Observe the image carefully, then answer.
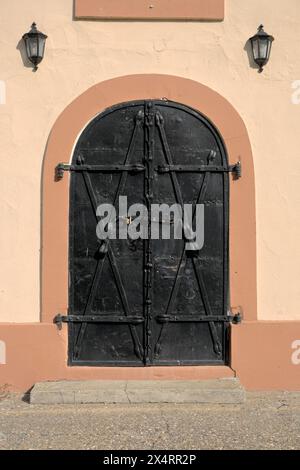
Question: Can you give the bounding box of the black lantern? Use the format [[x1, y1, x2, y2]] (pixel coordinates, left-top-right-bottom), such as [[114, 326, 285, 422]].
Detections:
[[22, 23, 47, 71], [250, 25, 274, 73]]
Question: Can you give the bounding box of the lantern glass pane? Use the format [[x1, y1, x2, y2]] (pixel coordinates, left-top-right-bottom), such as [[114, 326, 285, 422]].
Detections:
[[38, 37, 46, 58], [30, 37, 38, 57], [258, 38, 268, 60], [25, 38, 31, 59], [251, 38, 259, 60]]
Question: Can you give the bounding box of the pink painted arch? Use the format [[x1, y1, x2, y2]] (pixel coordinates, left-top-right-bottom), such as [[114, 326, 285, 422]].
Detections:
[[41, 74, 257, 323]]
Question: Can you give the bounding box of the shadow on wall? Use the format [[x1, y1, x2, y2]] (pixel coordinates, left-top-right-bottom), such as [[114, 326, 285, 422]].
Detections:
[[244, 39, 260, 72], [16, 39, 36, 72]]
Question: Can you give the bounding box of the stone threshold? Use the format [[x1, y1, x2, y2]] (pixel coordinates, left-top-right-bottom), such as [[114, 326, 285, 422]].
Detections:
[[30, 378, 245, 404]]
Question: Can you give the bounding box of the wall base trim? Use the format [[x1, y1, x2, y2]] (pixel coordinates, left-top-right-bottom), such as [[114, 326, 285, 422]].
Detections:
[[0, 321, 299, 391]]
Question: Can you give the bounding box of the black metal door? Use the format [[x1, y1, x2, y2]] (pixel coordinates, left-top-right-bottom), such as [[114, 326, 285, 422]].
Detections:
[[67, 100, 230, 366]]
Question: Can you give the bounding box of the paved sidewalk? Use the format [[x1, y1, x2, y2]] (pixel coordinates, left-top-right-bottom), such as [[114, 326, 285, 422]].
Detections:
[[0, 391, 299, 450]]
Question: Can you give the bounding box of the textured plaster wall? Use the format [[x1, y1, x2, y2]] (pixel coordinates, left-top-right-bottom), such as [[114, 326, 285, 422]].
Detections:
[[0, 0, 299, 322]]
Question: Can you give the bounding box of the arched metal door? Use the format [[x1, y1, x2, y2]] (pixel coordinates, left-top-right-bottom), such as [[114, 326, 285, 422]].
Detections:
[[67, 100, 231, 366]]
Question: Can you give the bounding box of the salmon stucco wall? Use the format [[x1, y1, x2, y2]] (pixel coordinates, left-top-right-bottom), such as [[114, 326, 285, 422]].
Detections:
[[1, 321, 300, 391], [0, 0, 300, 323]]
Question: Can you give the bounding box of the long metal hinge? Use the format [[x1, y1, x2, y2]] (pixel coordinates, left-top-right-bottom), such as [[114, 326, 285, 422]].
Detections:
[[155, 313, 243, 324], [55, 163, 145, 180], [54, 311, 242, 330], [56, 161, 241, 180], [155, 161, 242, 179], [53, 313, 144, 330]]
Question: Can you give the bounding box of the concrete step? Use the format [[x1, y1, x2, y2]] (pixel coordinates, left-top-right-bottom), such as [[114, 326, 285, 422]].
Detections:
[[30, 378, 245, 404]]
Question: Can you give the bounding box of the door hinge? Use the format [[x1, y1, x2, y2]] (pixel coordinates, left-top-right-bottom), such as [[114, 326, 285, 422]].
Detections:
[[228, 161, 242, 179], [53, 314, 67, 329], [55, 163, 70, 181], [228, 311, 243, 324]]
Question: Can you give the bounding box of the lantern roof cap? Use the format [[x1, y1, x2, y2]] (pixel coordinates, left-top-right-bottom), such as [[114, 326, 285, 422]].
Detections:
[[22, 22, 47, 40], [250, 25, 274, 42]]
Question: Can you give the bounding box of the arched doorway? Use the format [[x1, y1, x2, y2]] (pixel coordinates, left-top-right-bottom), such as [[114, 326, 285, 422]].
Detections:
[[42, 75, 256, 376], [68, 100, 230, 365]]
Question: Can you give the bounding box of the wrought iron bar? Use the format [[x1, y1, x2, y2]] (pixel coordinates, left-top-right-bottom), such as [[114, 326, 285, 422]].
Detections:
[[54, 314, 144, 330], [144, 101, 155, 365], [56, 163, 145, 180], [155, 161, 241, 179]]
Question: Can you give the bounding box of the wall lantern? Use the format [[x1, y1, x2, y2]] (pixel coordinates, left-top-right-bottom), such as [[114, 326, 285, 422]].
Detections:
[[22, 23, 47, 71], [250, 25, 274, 73]]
